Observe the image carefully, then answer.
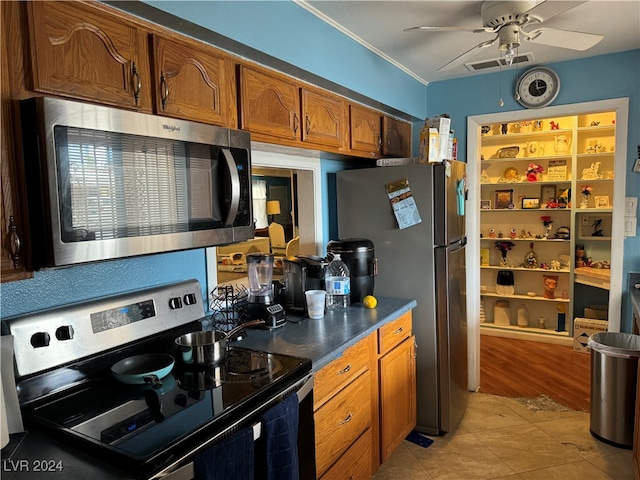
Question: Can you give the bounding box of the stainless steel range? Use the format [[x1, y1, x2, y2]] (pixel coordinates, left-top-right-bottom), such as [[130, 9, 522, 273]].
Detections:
[[2, 280, 314, 479]]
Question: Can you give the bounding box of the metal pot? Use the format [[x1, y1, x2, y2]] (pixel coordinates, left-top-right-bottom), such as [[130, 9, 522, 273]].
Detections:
[[111, 354, 175, 388], [175, 319, 264, 366]]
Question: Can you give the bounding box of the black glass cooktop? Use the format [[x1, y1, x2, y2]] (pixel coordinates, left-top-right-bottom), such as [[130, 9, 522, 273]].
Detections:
[[27, 347, 310, 476]]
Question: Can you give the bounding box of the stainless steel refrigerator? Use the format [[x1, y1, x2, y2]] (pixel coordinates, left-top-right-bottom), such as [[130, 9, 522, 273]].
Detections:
[[337, 161, 468, 435]]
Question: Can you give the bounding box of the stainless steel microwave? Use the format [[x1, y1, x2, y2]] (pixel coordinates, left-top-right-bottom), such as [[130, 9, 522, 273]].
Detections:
[[21, 97, 254, 268]]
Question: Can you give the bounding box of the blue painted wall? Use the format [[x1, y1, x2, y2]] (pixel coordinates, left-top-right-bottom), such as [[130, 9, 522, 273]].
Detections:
[[427, 49, 640, 331], [2, 1, 638, 333]]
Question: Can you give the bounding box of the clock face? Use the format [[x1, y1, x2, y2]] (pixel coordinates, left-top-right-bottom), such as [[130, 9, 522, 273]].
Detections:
[[516, 67, 560, 109]]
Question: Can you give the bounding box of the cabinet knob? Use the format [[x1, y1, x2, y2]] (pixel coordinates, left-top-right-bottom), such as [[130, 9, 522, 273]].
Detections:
[[160, 71, 168, 110], [132, 62, 141, 106], [9, 216, 21, 269], [293, 113, 299, 134], [339, 412, 353, 425]]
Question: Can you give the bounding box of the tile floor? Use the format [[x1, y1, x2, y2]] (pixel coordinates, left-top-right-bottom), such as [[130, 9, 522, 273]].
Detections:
[[373, 392, 635, 480]]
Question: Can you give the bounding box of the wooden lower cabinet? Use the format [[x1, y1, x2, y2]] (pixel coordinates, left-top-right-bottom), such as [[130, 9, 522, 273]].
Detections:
[[313, 311, 416, 478], [319, 428, 372, 480], [377, 311, 416, 464], [314, 371, 372, 476]]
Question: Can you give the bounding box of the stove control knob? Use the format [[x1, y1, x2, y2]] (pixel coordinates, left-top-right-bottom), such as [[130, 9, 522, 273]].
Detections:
[[174, 393, 188, 408], [55, 325, 74, 341], [169, 297, 183, 309], [30, 332, 50, 348], [183, 293, 197, 305]]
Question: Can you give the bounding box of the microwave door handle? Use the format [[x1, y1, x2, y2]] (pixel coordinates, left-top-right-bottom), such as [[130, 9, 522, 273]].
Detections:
[[221, 148, 240, 226]]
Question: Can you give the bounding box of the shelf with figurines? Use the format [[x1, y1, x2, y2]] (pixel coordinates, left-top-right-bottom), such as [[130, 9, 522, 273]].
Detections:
[[479, 160, 572, 188], [480, 119, 574, 142]]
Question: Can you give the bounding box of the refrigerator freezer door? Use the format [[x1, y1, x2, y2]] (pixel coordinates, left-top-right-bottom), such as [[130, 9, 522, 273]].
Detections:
[[434, 160, 466, 247], [435, 243, 468, 432]]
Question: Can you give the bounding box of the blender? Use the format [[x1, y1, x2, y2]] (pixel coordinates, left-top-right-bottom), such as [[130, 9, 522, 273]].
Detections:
[[246, 253, 286, 328]]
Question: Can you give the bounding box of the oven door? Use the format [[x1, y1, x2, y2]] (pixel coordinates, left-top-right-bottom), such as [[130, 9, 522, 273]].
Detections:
[[153, 374, 314, 480]]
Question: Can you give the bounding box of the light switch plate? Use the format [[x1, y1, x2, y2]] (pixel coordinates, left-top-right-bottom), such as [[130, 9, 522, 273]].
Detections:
[[625, 197, 638, 217], [625, 217, 637, 237]]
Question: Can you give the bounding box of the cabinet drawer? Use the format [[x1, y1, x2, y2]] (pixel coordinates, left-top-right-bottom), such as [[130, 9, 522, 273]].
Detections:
[[314, 335, 372, 410], [315, 372, 372, 477], [319, 428, 372, 480], [378, 311, 412, 355]]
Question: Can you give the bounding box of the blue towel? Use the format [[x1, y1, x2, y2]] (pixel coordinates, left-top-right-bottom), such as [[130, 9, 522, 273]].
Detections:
[[194, 427, 254, 480], [257, 394, 299, 480]]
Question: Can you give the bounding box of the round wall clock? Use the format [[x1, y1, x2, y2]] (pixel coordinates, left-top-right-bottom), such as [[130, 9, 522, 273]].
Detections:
[[516, 66, 560, 109]]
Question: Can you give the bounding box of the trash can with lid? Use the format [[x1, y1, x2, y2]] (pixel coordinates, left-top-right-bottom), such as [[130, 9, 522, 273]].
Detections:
[[587, 332, 640, 448]]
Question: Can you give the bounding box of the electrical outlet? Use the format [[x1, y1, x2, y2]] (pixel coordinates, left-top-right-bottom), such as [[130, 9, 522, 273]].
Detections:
[[625, 197, 638, 217]]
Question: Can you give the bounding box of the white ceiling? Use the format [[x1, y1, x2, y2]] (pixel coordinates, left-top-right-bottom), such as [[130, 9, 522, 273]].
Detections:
[[298, 0, 640, 84]]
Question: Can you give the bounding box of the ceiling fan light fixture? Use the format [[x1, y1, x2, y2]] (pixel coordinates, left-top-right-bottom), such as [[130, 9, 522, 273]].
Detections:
[[504, 47, 516, 66]]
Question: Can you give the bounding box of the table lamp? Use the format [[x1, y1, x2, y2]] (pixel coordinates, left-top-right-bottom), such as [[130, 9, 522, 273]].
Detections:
[[266, 200, 281, 223]]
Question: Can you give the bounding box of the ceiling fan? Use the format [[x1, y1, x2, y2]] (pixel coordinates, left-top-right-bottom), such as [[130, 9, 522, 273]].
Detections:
[[405, 0, 604, 71]]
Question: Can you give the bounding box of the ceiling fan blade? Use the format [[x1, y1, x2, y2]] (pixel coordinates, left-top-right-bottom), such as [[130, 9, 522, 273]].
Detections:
[[437, 35, 499, 71], [404, 25, 492, 33], [524, 0, 588, 22], [525, 27, 604, 50]]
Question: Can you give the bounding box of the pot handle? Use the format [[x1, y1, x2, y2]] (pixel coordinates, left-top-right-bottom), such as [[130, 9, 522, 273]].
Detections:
[[144, 374, 163, 389], [224, 319, 266, 340]]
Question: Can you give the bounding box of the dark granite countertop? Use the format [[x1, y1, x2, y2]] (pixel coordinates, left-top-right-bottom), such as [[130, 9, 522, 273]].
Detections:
[[1, 297, 416, 479], [238, 297, 418, 371]]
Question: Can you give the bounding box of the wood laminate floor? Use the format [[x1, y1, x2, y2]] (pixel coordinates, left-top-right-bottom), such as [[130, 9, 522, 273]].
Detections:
[[478, 334, 592, 412]]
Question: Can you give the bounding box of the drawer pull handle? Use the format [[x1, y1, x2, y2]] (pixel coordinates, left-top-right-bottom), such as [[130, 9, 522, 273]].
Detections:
[[339, 412, 353, 425], [394, 327, 404, 335], [338, 364, 351, 375]]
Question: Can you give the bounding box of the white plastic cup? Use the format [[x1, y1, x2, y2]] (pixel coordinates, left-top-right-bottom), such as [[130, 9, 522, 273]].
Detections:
[[305, 290, 326, 319]]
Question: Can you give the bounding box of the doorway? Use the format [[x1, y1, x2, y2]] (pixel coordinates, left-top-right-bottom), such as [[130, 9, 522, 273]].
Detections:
[[466, 98, 629, 391], [205, 143, 323, 306]]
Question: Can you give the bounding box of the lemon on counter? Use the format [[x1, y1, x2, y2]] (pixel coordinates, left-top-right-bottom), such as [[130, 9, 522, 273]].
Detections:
[[363, 295, 377, 309]]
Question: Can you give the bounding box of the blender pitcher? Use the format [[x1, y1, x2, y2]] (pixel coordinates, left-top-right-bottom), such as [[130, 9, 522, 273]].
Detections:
[[246, 253, 274, 302]]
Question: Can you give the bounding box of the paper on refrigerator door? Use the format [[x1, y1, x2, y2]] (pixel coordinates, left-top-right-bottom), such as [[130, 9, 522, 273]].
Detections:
[[386, 178, 422, 229]]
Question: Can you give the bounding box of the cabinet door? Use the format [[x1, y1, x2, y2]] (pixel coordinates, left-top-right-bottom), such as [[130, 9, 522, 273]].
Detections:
[[379, 336, 416, 462], [319, 429, 372, 480], [315, 372, 372, 477], [238, 65, 300, 140], [2, 1, 31, 282], [382, 116, 411, 157], [301, 87, 346, 149], [349, 104, 382, 157], [152, 35, 236, 127], [27, 1, 151, 110]]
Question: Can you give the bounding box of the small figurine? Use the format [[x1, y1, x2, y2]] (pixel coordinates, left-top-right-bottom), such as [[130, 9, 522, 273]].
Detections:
[[550, 260, 561, 270], [543, 275, 559, 299], [520, 229, 527, 239], [509, 228, 517, 239], [581, 161, 602, 180], [550, 121, 560, 130], [489, 228, 496, 238], [497, 230, 504, 238], [501, 123, 509, 134], [590, 121, 600, 126]]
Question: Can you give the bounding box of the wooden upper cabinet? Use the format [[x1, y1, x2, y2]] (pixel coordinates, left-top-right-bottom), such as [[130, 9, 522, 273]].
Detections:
[[301, 87, 346, 149], [238, 65, 300, 140], [349, 104, 382, 158], [2, 1, 31, 282], [151, 35, 236, 128], [383, 116, 411, 157], [26, 1, 152, 111]]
